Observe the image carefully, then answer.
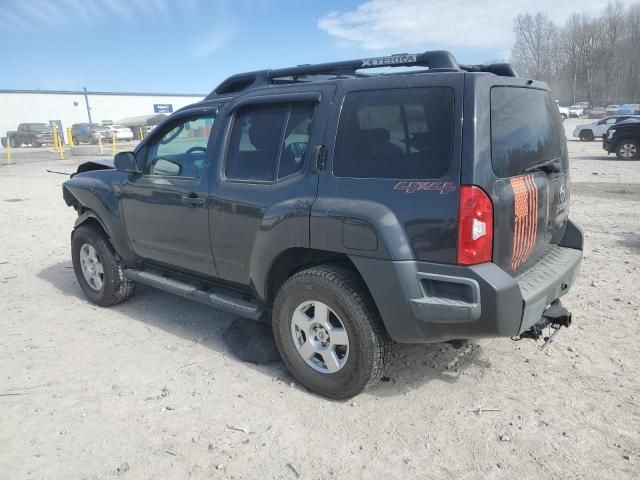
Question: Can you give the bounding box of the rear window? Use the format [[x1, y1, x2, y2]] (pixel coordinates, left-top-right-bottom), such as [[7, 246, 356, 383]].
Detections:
[[491, 87, 567, 177], [334, 87, 454, 179]]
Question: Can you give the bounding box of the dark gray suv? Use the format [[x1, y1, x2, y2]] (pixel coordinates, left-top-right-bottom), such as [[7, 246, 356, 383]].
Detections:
[[62, 50, 583, 399]]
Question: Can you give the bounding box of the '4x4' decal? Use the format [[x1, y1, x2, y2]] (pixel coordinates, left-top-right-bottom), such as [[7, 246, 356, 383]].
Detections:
[[394, 181, 457, 194]]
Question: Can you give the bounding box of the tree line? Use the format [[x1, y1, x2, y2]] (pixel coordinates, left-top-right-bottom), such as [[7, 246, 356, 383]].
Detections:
[[510, 1, 640, 106]]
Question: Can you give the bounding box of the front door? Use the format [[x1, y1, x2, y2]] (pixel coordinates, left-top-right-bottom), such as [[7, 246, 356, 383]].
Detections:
[[121, 108, 218, 277]]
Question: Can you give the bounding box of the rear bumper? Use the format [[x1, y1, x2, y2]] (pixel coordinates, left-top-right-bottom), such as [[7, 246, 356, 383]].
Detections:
[[351, 220, 583, 343]]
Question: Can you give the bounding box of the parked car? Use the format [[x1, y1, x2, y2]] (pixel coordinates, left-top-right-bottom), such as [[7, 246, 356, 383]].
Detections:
[[4, 123, 58, 148], [606, 105, 620, 115], [569, 105, 584, 117], [575, 102, 592, 114], [603, 118, 640, 160], [587, 107, 607, 119], [62, 50, 582, 399], [108, 125, 134, 142], [71, 123, 113, 145], [573, 115, 639, 141], [558, 104, 569, 121], [616, 104, 640, 115]]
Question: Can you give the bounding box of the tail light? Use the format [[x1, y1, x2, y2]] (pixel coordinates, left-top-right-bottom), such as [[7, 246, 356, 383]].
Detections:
[[457, 185, 493, 265]]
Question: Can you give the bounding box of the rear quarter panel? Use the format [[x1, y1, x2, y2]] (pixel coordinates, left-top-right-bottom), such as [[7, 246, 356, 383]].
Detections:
[[311, 73, 464, 263]]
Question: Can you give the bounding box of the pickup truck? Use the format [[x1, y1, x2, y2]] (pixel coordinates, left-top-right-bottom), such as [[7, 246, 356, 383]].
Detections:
[[4, 123, 60, 148], [62, 50, 583, 399]]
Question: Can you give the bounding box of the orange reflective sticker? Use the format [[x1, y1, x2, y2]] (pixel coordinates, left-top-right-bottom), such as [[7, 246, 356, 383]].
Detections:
[[510, 174, 538, 270]]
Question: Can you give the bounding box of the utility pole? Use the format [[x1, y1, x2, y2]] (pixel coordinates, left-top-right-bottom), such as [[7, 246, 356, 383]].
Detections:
[[83, 87, 93, 124]]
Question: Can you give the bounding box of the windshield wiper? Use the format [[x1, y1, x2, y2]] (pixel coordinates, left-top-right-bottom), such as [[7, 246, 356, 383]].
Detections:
[[522, 158, 561, 175]]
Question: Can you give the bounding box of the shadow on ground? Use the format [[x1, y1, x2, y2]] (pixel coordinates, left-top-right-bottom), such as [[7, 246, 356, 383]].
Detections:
[[617, 233, 640, 252], [38, 260, 490, 400]]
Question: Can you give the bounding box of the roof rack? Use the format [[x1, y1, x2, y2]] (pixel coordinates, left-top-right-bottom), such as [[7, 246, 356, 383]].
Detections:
[[207, 50, 517, 98]]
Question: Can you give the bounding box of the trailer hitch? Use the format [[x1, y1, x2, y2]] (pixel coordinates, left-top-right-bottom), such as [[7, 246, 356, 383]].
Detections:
[[514, 300, 572, 350]]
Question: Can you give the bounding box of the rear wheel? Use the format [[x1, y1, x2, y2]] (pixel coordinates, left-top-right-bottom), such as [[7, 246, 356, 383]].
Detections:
[[71, 224, 135, 306], [272, 264, 391, 399], [72, 136, 79, 145], [10, 137, 19, 148], [560, 114, 567, 121], [616, 140, 640, 160], [579, 130, 594, 141]]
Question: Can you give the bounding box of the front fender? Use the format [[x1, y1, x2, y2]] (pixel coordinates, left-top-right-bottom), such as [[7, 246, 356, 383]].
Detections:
[[63, 170, 136, 262]]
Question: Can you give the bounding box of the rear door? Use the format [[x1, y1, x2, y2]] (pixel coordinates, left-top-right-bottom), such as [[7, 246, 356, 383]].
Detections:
[[208, 85, 335, 286], [473, 83, 570, 275]]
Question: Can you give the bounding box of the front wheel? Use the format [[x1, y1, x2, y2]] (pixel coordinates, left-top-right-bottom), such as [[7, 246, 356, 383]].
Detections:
[[616, 140, 640, 160], [10, 137, 19, 148], [71, 224, 135, 306], [579, 130, 594, 142], [272, 265, 391, 399]]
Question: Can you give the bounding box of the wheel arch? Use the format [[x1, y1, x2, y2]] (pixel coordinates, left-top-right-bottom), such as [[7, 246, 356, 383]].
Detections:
[[262, 248, 362, 304], [74, 211, 110, 240]]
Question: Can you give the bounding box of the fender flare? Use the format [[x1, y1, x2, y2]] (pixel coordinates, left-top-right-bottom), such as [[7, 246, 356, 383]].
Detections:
[[73, 210, 110, 236]]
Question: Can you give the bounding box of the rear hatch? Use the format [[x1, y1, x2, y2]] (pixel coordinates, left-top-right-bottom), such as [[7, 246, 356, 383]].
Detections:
[[487, 86, 570, 275]]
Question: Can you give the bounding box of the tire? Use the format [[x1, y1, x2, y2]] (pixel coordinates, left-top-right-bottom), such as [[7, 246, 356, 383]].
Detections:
[[579, 130, 594, 142], [10, 137, 19, 148], [71, 224, 135, 307], [560, 114, 567, 121], [616, 139, 640, 160], [272, 264, 391, 399], [72, 136, 79, 145]]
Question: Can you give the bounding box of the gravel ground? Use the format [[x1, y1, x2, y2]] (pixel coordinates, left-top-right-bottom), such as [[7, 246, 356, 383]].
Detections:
[[1, 118, 639, 479]]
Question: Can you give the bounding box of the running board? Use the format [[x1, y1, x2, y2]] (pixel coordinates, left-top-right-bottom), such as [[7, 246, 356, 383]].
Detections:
[[123, 269, 268, 322]]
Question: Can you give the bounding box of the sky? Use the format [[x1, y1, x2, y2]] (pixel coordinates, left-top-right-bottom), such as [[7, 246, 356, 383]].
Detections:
[[0, 0, 633, 94]]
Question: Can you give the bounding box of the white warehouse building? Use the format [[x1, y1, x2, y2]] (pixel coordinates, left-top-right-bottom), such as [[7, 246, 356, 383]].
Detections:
[[0, 89, 205, 144]]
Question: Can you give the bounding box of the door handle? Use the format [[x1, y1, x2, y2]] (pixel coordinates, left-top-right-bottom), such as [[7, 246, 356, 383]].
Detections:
[[182, 194, 206, 207]]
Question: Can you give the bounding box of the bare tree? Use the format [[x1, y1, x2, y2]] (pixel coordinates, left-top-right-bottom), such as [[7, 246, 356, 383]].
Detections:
[[509, 1, 639, 105], [511, 12, 557, 82]]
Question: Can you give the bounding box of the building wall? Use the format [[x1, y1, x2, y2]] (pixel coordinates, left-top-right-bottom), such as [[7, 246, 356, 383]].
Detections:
[[0, 91, 204, 144]]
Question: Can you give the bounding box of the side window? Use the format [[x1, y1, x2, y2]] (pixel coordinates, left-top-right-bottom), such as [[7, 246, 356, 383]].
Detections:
[[145, 115, 214, 178], [225, 102, 315, 182], [606, 117, 618, 125], [614, 117, 628, 124], [334, 87, 454, 179]]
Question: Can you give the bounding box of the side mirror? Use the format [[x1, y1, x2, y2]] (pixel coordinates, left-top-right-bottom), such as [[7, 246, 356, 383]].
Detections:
[[114, 151, 140, 173]]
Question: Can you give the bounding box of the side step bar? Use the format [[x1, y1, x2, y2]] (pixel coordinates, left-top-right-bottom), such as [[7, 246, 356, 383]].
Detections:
[[124, 269, 268, 322]]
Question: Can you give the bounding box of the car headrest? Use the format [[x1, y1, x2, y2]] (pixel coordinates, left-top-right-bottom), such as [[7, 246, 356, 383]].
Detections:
[[356, 128, 390, 145], [248, 115, 279, 150]]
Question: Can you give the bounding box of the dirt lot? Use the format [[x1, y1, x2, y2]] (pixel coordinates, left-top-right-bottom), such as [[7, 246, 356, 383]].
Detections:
[[1, 118, 639, 479]]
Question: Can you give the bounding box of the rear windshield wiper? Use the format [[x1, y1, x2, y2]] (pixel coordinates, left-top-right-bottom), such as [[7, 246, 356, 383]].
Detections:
[[522, 158, 561, 175]]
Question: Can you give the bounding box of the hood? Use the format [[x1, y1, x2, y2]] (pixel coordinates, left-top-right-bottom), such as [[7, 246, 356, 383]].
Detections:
[[73, 158, 115, 176], [615, 118, 640, 127]]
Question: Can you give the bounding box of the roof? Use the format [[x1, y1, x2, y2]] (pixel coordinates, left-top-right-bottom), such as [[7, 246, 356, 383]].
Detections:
[[206, 50, 517, 99], [116, 113, 168, 126], [0, 89, 205, 97]]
